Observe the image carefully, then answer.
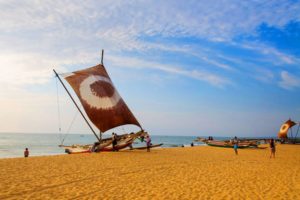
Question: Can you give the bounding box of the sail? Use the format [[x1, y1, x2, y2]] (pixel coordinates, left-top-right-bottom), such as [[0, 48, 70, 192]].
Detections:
[[63, 64, 141, 132], [278, 119, 296, 139]]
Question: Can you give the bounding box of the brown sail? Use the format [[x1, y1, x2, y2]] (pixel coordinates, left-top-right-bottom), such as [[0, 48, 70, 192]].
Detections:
[[278, 119, 296, 139], [63, 64, 141, 132]]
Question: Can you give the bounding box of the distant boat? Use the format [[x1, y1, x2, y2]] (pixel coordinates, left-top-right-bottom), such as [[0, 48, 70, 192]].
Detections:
[[205, 140, 252, 149], [196, 137, 258, 148], [278, 119, 299, 143], [54, 50, 148, 153]]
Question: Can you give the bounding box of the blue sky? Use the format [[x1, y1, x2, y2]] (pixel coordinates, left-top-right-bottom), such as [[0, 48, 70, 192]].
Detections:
[[0, 0, 299, 137]]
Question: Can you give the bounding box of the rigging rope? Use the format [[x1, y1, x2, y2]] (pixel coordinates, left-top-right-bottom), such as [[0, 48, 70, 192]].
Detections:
[[61, 111, 79, 145], [56, 75, 80, 145], [56, 77, 62, 139]]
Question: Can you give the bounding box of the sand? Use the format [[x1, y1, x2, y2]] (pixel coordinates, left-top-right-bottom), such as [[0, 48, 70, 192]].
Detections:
[[0, 144, 300, 200]]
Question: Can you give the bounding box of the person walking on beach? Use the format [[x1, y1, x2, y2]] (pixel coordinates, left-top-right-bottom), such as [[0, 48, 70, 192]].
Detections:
[[233, 136, 238, 155], [24, 148, 29, 157], [269, 138, 276, 158], [146, 135, 151, 152]]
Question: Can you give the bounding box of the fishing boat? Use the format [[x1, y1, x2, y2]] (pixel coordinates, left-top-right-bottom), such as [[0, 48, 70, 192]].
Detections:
[[278, 119, 299, 143], [131, 143, 163, 150], [196, 137, 258, 148], [206, 140, 252, 149], [54, 50, 148, 153]]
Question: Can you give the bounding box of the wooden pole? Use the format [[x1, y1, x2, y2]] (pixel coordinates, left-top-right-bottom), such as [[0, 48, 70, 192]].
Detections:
[[53, 69, 101, 142]]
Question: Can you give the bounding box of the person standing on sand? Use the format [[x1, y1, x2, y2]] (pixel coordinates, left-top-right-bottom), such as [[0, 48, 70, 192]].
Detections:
[[233, 136, 238, 155], [269, 138, 276, 158], [112, 133, 118, 152], [146, 135, 151, 152], [24, 148, 29, 157]]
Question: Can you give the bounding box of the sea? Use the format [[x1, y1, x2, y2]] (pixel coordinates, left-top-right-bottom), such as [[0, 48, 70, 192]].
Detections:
[[0, 132, 222, 158]]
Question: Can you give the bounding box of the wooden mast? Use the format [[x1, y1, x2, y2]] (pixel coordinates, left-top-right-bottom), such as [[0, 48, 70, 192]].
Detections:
[[99, 49, 104, 142], [53, 69, 101, 142]]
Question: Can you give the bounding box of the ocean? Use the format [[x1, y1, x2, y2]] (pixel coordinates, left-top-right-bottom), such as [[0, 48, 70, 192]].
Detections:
[[0, 133, 213, 158]]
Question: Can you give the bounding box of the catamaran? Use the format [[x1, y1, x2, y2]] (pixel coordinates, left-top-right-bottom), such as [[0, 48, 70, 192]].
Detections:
[[54, 50, 148, 153]]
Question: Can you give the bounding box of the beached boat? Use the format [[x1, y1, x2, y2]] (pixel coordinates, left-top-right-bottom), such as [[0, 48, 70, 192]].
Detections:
[[196, 137, 258, 148], [131, 143, 163, 150], [54, 50, 148, 153], [206, 140, 251, 149]]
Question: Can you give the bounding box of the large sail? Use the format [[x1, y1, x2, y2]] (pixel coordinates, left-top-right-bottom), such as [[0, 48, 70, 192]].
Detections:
[[63, 64, 141, 132], [278, 119, 296, 139]]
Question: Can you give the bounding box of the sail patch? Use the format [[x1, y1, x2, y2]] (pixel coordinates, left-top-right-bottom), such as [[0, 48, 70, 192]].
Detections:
[[79, 75, 121, 110]]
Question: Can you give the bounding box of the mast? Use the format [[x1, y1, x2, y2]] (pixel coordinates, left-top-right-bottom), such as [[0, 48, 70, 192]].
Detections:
[[53, 69, 101, 142], [295, 123, 300, 143], [99, 49, 104, 142], [101, 49, 104, 65]]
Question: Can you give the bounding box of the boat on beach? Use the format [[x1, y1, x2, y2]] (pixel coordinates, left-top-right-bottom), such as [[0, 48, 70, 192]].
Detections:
[[196, 137, 258, 148], [206, 140, 252, 149], [54, 50, 149, 153], [130, 143, 163, 150]]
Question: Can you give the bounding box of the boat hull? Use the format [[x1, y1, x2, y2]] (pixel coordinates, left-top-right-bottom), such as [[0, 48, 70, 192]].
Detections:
[[101, 138, 134, 151], [131, 143, 163, 150], [61, 131, 148, 154], [206, 141, 250, 149]]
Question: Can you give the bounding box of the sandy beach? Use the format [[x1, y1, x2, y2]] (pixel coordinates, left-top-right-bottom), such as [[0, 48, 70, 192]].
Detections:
[[0, 144, 299, 200]]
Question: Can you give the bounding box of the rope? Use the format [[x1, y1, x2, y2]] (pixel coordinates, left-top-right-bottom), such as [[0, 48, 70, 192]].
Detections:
[[56, 77, 62, 142], [61, 111, 79, 145]]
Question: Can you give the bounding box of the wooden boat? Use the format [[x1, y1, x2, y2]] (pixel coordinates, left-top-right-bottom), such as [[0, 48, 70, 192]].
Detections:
[[131, 143, 163, 150], [206, 140, 251, 149], [101, 137, 134, 151], [54, 50, 149, 153], [62, 139, 113, 154], [64, 146, 91, 154]]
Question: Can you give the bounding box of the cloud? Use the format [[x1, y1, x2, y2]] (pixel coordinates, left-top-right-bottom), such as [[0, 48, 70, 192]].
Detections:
[[107, 55, 230, 87], [279, 71, 300, 90], [234, 42, 298, 65]]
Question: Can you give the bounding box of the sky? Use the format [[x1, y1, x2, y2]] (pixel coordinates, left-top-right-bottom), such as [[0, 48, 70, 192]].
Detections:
[[0, 0, 300, 137]]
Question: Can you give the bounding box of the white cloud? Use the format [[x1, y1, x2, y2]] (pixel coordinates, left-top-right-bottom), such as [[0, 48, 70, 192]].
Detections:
[[234, 42, 298, 65], [279, 71, 300, 90], [107, 55, 230, 87]]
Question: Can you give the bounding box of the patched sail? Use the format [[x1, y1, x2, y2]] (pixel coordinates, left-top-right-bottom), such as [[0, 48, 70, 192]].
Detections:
[[63, 64, 141, 132], [278, 119, 296, 139]]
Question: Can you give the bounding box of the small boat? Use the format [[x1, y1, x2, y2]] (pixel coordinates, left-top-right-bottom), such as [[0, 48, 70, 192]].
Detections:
[[64, 146, 91, 154], [62, 139, 113, 154], [131, 143, 163, 150], [206, 140, 251, 149], [101, 137, 134, 151]]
